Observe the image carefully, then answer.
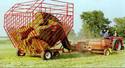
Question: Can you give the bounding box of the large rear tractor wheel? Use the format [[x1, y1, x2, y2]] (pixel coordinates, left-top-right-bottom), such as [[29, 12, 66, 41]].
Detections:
[[113, 39, 122, 51], [121, 46, 124, 50], [17, 49, 26, 56]]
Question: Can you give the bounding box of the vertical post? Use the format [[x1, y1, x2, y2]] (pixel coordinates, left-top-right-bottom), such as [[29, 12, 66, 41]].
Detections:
[[66, 3, 68, 16], [39, 2, 42, 12], [45, 8, 46, 13], [50, 8, 51, 14], [4, 14, 6, 31], [72, 3, 74, 25]]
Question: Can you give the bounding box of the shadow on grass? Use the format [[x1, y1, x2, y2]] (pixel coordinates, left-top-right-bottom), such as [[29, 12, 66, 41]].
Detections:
[[111, 50, 125, 55], [24, 52, 98, 60], [10, 50, 125, 61], [55, 52, 98, 60]]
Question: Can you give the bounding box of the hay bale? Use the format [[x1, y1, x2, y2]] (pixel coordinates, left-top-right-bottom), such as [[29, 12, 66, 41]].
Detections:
[[10, 30, 21, 43], [28, 12, 43, 28], [31, 15, 43, 27], [31, 39, 49, 54], [13, 12, 64, 52], [17, 26, 34, 40]]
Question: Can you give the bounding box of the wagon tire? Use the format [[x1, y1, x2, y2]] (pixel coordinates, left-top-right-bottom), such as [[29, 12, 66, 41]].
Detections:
[[53, 51, 60, 58], [17, 50, 26, 56], [43, 50, 53, 60]]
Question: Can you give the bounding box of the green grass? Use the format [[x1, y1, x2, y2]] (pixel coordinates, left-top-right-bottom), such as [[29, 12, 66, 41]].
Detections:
[[0, 38, 125, 67]]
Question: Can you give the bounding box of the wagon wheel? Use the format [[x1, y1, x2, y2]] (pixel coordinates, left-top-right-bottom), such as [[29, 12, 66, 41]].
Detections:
[[43, 50, 53, 60], [53, 51, 60, 58], [17, 49, 26, 56], [104, 48, 112, 56]]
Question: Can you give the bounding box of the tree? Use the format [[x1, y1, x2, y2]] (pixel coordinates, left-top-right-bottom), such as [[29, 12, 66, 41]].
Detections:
[[113, 17, 125, 37], [79, 10, 111, 38]]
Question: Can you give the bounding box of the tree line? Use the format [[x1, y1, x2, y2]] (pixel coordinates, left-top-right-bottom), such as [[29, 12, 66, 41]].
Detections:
[[68, 10, 125, 40]]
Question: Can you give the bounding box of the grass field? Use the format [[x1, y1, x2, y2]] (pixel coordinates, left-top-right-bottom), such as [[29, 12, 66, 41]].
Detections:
[[0, 38, 125, 68]]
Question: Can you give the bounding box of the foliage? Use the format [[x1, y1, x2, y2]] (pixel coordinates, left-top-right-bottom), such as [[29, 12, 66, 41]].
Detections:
[[79, 10, 111, 38], [113, 17, 125, 37], [108, 26, 117, 36]]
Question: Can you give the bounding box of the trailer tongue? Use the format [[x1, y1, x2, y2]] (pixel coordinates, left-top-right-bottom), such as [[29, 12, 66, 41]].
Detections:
[[61, 36, 71, 50]]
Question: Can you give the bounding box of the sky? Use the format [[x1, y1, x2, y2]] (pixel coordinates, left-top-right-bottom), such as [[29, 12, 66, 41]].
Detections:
[[0, 0, 125, 36]]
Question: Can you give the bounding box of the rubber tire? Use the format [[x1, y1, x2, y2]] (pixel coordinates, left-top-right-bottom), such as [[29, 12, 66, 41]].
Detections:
[[104, 48, 111, 56], [43, 50, 53, 60], [121, 46, 124, 50], [113, 40, 121, 51], [17, 50, 26, 56], [53, 51, 60, 58]]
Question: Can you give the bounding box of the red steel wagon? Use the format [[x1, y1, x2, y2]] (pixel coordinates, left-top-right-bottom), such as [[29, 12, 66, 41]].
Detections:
[[4, 0, 74, 60]]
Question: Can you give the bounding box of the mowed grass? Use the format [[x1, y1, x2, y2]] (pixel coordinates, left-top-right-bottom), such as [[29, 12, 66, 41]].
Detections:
[[0, 38, 125, 68]]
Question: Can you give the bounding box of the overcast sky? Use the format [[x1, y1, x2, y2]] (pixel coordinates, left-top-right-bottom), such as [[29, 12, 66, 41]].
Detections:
[[0, 0, 125, 36]]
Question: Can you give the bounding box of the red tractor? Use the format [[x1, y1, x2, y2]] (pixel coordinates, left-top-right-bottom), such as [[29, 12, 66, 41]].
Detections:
[[76, 36, 124, 56]]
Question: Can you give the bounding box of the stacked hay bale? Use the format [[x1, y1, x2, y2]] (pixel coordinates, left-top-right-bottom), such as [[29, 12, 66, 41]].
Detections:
[[11, 12, 62, 54]]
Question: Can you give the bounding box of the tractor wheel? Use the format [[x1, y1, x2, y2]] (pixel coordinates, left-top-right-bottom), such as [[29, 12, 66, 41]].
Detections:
[[121, 46, 124, 50], [113, 39, 122, 51], [104, 48, 112, 56], [17, 49, 26, 56], [43, 50, 53, 60]]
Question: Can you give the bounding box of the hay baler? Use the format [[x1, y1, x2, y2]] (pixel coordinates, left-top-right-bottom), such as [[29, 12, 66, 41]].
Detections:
[[76, 37, 124, 56]]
